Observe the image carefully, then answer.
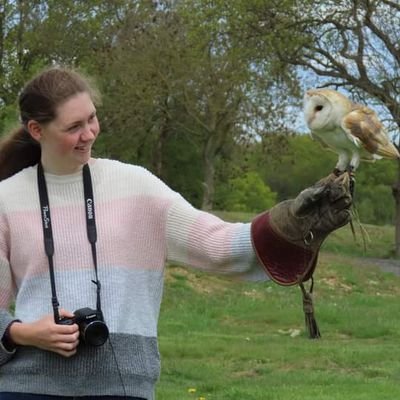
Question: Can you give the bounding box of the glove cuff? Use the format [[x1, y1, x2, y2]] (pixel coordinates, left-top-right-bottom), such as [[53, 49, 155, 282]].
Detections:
[[251, 211, 319, 286]]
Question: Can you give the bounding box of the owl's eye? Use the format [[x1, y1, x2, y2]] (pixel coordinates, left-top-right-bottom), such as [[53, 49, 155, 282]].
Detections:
[[315, 105, 323, 111]]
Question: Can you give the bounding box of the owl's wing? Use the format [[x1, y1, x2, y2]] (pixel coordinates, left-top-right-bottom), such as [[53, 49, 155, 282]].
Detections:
[[341, 105, 399, 158]]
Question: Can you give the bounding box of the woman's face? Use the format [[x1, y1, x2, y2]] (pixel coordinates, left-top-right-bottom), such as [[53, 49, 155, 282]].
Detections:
[[34, 92, 100, 174]]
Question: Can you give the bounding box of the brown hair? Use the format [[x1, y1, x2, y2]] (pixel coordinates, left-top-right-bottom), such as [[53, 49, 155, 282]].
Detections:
[[0, 67, 100, 181]]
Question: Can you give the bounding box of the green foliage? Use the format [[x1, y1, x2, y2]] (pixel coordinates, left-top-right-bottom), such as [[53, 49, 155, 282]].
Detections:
[[163, 130, 204, 208], [356, 185, 394, 225], [0, 104, 18, 136], [255, 134, 337, 201], [354, 160, 397, 225], [215, 171, 277, 212]]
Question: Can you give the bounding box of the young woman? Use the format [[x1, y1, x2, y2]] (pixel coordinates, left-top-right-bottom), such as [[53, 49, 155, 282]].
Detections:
[[0, 67, 351, 399]]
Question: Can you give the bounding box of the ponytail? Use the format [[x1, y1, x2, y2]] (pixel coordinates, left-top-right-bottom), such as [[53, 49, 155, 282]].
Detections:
[[0, 127, 41, 181]]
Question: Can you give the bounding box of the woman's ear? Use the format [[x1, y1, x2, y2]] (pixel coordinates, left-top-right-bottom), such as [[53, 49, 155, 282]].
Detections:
[[26, 120, 42, 142]]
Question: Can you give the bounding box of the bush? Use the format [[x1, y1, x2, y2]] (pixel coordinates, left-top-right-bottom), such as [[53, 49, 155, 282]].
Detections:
[[215, 171, 277, 212], [356, 184, 395, 225]]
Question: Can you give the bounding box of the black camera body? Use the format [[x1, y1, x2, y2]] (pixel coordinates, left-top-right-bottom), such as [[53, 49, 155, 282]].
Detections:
[[58, 307, 109, 347]]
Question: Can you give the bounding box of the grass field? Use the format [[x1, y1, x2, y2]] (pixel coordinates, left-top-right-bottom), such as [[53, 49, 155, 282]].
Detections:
[[156, 221, 400, 399]]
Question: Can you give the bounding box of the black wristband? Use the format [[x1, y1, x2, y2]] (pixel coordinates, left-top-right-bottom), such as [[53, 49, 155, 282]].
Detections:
[[2, 320, 21, 351]]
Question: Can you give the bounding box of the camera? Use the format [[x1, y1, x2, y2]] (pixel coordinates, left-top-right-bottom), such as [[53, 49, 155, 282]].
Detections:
[[58, 307, 109, 347]]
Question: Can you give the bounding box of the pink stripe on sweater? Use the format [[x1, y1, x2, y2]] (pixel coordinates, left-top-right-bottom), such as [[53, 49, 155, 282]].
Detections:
[[97, 197, 171, 270], [7, 196, 172, 282], [187, 212, 236, 268], [0, 289, 13, 309]]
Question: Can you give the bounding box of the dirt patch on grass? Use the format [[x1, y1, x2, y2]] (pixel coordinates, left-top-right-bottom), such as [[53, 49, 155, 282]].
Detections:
[[166, 266, 230, 295], [320, 276, 353, 291]]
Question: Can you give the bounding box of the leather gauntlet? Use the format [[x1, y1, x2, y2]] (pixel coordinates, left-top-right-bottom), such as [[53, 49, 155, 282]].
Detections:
[[251, 174, 352, 285]]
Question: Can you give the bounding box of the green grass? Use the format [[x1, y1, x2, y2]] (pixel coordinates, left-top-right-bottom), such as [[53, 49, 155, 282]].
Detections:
[[323, 223, 396, 258], [157, 216, 400, 399]]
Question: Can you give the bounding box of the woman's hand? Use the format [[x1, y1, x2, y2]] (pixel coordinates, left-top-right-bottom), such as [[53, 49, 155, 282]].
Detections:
[[9, 309, 80, 357]]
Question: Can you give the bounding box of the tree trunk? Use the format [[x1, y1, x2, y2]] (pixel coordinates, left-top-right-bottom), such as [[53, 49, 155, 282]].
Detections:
[[0, 2, 3, 69], [201, 138, 215, 211], [0, 0, 6, 77], [16, 0, 25, 66], [393, 159, 400, 257], [153, 121, 169, 179]]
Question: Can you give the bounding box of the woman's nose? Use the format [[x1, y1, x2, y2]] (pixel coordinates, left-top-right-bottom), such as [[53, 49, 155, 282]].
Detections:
[[80, 125, 96, 141]]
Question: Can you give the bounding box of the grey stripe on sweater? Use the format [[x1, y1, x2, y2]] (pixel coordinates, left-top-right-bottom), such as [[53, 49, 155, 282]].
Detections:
[[0, 333, 158, 399]]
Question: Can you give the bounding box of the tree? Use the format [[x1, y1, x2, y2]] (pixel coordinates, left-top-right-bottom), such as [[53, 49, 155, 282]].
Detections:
[[0, 0, 127, 131], [0, 0, 46, 131], [92, 2, 189, 177], [93, 0, 300, 210], [173, 0, 300, 210]]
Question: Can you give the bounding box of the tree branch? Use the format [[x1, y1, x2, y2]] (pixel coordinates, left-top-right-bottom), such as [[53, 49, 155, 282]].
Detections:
[[380, 0, 400, 12], [363, 2, 400, 64]]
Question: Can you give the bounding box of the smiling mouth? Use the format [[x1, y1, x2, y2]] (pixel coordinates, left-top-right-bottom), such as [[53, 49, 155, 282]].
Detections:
[[75, 146, 90, 151]]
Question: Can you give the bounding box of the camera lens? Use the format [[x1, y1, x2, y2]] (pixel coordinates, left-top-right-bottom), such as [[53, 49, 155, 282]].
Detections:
[[81, 320, 109, 346]]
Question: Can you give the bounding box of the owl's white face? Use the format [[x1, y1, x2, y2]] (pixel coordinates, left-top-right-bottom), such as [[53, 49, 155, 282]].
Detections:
[[303, 89, 351, 131]]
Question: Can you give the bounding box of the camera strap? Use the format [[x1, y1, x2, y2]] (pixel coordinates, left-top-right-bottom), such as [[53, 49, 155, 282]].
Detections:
[[37, 162, 102, 323]]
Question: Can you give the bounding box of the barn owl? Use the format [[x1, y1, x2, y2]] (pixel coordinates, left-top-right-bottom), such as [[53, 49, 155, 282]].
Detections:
[[303, 88, 400, 174]]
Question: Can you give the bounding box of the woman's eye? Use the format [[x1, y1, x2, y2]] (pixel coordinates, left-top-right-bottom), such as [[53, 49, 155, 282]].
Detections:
[[67, 124, 81, 132]]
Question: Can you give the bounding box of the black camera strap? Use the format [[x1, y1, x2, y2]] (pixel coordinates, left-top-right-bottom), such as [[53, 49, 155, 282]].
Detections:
[[37, 162, 102, 323]]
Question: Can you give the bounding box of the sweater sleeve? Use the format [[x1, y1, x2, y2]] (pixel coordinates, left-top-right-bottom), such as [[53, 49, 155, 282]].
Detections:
[[165, 197, 269, 281], [0, 312, 17, 365], [0, 223, 17, 365]]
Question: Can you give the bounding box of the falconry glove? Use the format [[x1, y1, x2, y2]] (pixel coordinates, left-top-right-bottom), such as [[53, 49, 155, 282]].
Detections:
[[251, 174, 352, 338]]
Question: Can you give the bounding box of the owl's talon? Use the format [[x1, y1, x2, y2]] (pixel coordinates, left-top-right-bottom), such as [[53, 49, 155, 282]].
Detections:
[[347, 169, 356, 198], [333, 168, 344, 177]]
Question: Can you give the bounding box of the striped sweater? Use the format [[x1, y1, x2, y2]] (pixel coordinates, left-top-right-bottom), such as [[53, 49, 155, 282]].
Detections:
[[0, 158, 268, 399]]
